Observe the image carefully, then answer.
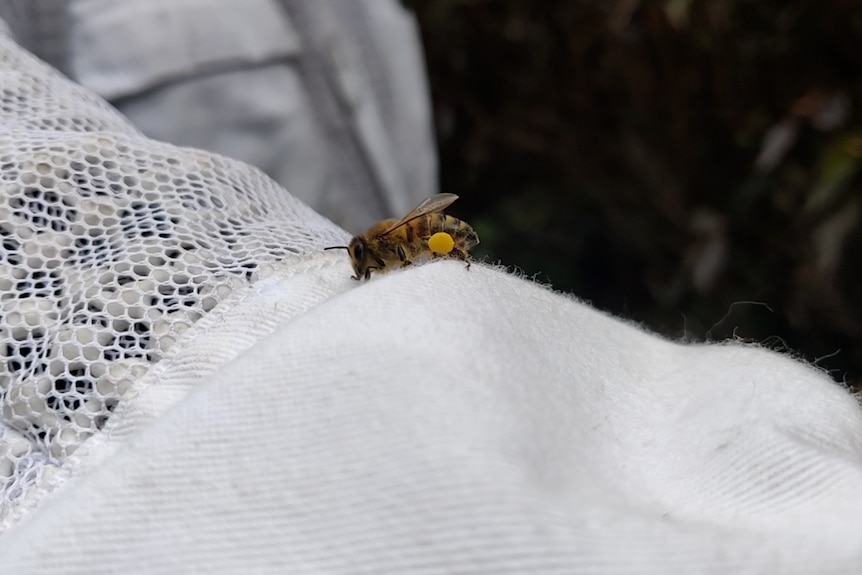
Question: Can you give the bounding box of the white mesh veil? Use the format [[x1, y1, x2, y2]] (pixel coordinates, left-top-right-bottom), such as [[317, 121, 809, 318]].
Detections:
[[0, 31, 346, 528]]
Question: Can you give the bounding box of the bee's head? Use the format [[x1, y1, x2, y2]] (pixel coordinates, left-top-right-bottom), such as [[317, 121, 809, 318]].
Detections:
[[347, 236, 371, 280], [325, 236, 370, 280]]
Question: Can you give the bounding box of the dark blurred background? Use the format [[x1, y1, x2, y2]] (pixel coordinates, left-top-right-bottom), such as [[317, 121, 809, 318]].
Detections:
[[402, 0, 862, 388]]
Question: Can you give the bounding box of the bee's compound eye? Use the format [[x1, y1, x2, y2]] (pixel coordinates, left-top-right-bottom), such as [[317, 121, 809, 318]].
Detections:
[[352, 241, 365, 261], [428, 232, 455, 254]]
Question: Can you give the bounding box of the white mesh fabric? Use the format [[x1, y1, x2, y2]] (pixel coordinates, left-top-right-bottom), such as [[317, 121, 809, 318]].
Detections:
[[0, 30, 345, 527]]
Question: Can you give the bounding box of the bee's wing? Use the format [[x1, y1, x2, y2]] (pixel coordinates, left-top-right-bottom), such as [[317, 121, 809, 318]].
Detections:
[[380, 193, 459, 236]]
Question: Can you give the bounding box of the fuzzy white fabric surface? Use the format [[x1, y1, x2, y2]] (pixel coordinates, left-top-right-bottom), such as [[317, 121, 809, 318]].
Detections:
[[4, 260, 862, 574]]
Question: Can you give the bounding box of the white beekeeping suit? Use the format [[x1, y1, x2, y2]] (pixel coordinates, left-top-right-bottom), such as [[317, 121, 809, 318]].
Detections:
[[1, 19, 862, 575], [0, 0, 436, 232]]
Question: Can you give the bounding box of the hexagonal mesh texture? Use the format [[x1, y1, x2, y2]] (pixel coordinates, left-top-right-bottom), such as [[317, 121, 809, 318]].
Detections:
[[0, 32, 345, 523]]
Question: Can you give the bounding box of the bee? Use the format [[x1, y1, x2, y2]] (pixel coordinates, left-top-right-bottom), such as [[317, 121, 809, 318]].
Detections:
[[325, 193, 479, 280]]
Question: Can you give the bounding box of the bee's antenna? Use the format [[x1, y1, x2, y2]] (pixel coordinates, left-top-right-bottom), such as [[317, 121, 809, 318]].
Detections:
[[324, 246, 349, 251]]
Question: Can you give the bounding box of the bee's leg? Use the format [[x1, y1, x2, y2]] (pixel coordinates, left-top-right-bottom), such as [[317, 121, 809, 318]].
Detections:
[[450, 248, 471, 270], [394, 245, 413, 268]]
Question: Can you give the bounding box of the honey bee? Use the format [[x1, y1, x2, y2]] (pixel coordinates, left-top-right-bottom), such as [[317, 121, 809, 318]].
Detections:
[[325, 193, 479, 280]]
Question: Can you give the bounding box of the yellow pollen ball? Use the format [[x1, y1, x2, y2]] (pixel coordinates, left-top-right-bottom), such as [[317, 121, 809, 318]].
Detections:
[[428, 232, 455, 254]]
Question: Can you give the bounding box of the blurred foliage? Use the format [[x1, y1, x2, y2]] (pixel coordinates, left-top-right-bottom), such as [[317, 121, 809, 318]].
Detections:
[[402, 0, 862, 387]]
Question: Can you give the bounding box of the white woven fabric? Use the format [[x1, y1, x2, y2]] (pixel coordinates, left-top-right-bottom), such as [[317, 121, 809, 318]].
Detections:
[[65, 0, 437, 231], [2, 24, 862, 575]]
